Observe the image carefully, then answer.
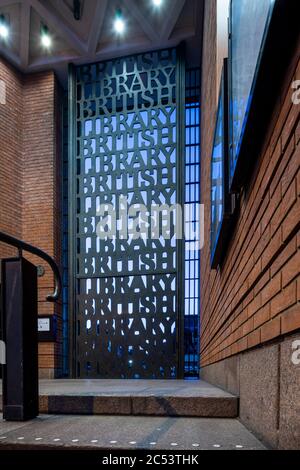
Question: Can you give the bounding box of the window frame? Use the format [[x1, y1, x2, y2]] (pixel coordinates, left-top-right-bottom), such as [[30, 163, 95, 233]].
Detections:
[[210, 58, 233, 269]]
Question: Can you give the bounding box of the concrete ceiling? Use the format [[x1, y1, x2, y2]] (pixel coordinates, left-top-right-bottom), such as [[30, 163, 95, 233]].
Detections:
[[0, 0, 203, 84]]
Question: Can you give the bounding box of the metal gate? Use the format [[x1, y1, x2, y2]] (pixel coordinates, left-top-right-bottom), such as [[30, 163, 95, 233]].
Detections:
[[68, 47, 185, 379]]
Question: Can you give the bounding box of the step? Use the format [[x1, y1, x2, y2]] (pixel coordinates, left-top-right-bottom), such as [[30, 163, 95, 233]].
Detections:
[[0, 414, 265, 450], [0, 379, 238, 418]]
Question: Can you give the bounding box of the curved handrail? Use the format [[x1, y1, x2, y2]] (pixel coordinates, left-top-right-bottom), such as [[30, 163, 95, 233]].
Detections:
[[0, 231, 61, 302]]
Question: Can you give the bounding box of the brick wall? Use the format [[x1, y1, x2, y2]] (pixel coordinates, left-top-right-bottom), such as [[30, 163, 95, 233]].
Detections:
[[200, 0, 300, 367], [0, 57, 62, 378], [0, 60, 23, 259]]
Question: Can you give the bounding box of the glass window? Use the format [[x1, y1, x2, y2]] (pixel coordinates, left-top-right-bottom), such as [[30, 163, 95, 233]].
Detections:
[[229, 0, 275, 185], [184, 68, 201, 378], [211, 59, 232, 268]]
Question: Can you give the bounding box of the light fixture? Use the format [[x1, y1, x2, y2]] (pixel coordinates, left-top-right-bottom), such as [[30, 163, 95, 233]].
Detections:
[[0, 15, 9, 40], [114, 9, 125, 35], [152, 0, 163, 7], [40, 24, 52, 49]]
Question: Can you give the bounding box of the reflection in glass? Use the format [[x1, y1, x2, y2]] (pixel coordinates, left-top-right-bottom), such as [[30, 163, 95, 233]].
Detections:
[[230, 0, 275, 181], [211, 78, 225, 253], [211, 59, 232, 268]]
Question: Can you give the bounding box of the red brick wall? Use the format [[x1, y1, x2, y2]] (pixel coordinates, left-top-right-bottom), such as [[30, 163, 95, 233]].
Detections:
[[0, 59, 23, 259], [0, 57, 62, 377], [200, 1, 300, 367]]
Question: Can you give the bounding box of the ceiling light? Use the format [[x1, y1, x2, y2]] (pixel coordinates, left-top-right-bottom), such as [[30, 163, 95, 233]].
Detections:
[[41, 34, 51, 48], [152, 0, 163, 7], [0, 15, 9, 39], [114, 9, 125, 35], [40, 24, 52, 49]]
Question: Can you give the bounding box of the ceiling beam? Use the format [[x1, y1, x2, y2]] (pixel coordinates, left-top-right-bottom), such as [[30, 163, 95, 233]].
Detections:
[[0, 43, 21, 68], [28, 0, 86, 54], [87, 0, 107, 54], [159, 0, 186, 40], [95, 37, 181, 63], [0, 0, 198, 78], [51, 0, 74, 20], [0, 0, 22, 6], [28, 52, 79, 70], [19, 1, 30, 68], [123, 0, 158, 43]]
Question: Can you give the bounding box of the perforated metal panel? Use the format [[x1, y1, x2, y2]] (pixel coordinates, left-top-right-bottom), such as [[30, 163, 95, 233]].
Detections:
[[69, 48, 185, 378]]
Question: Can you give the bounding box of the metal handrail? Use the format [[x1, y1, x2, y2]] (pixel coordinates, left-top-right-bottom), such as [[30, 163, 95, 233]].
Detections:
[[0, 231, 61, 302]]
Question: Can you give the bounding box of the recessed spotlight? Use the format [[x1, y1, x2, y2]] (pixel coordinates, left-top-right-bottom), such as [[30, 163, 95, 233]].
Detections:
[[41, 24, 52, 49], [41, 34, 51, 48], [0, 15, 9, 39], [114, 9, 125, 35], [152, 0, 163, 7]]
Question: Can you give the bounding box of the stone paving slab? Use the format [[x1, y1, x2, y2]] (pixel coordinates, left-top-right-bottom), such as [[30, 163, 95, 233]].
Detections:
[[0, 380, 239, 418], [0, 414, 266, 450], [37, 379, 235, 397]]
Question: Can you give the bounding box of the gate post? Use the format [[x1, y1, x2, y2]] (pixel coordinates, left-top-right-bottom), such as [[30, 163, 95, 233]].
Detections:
[[1, 257, 38, 421]]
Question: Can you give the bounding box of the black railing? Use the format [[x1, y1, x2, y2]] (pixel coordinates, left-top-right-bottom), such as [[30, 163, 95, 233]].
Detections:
[[0, 231, 61, 302]]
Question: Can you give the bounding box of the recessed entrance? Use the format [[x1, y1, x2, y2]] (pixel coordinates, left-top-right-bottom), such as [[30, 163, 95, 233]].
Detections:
[[68, 49, 200, 379]]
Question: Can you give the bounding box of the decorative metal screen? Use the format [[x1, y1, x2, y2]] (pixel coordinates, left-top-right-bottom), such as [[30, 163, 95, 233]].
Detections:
[[69, 48, 185, 378]]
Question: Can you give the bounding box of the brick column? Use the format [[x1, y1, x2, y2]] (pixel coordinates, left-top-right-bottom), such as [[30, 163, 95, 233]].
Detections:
[[0, 58, 62, 379], [0, 60, 23, 258]]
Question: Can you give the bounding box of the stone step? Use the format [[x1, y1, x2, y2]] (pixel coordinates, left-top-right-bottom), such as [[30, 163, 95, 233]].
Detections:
[[0, 379, 239, 418], [0, 414, 265, 450]]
